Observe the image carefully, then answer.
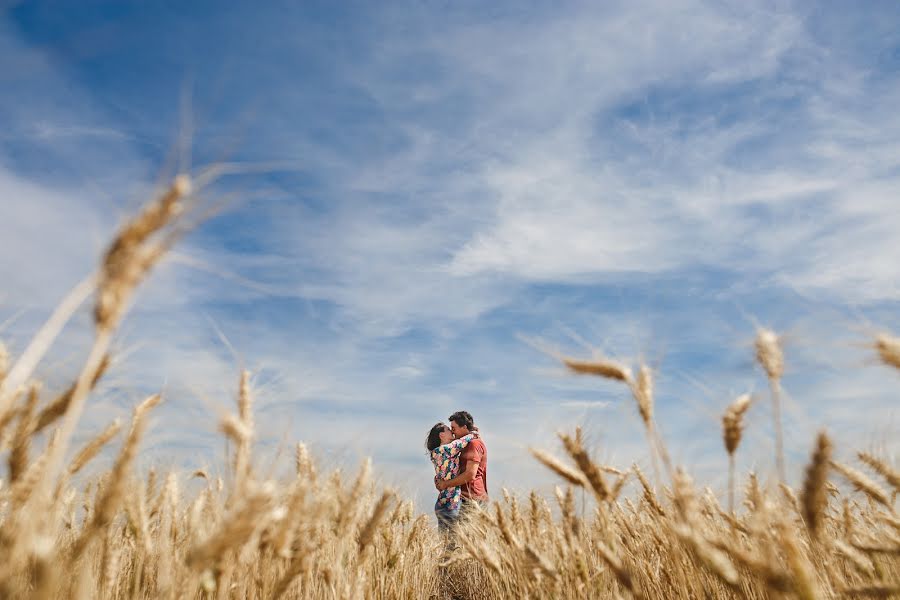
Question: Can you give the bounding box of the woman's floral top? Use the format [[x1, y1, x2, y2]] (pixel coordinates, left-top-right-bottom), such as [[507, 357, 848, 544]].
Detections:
[[431, 433, 477, 511]]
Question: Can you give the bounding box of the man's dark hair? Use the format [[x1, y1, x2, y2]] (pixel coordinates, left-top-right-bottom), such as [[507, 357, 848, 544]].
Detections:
[[425, 422, 447, 452], [448, 411, 474, 431]]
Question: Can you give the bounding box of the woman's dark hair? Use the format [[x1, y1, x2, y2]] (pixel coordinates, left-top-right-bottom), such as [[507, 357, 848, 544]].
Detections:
[[426, 422, 448, 452], [448, 410, 474, 431]]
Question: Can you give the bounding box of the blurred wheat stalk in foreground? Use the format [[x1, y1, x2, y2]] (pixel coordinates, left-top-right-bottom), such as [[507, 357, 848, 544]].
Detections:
[[0, 177, 898, 599]]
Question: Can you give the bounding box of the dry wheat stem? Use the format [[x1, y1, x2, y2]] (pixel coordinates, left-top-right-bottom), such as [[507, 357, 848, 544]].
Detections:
[[755, 328, 786, 483], [723, 394, 751, 514], [0, 275, 95, 421]]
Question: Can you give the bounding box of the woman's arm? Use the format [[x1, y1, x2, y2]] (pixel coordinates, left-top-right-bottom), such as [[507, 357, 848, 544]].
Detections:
[[436, 432, 478, 454]]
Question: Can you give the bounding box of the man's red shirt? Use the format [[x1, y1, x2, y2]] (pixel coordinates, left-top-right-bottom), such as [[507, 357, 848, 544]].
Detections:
[[459, 438, 488, 500]]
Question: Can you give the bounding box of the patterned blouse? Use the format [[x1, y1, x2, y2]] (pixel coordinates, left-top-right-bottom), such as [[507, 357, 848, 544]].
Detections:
[[430, 433, 477, 511]]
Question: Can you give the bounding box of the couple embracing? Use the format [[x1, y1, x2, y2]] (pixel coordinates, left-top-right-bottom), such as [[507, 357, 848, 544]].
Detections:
[[425, 411, 488, 531]]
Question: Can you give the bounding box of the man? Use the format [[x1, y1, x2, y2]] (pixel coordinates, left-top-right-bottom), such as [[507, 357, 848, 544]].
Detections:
[[436, 410, 488, 517]]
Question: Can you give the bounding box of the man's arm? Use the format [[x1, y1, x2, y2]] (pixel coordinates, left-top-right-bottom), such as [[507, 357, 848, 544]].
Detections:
[[436, 459, 478, 491]]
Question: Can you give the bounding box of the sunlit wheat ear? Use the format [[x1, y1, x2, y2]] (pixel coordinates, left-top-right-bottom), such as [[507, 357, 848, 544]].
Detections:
[[529, 448, 587, 487], [878, 512, 900, 535], [631, 364, 653, 427], [100, 530, 123, 597], [524, 546, 558, 580], [225, 369, 254, 494], [610, 471, 630, 501], [269, 482, 306, 558], [599, 464, 626, 475], [0, 392, 22, 447], [494, 502, 522, 550], [458, 533, 502, 575], [672, 467, 699, 520], [557, 431, 610, 502], [858, 451, 900, 493], [842, 584, 900, 598], [270, 537, 315, 600], [633, 463, 665, 516], [295, 442, 317, 482], [831, 460, 893, 510], [34, 354, 110, 434], [357, 490, 394, 552], [801, 430, 832, 540], [832, 539, 874, 575], [95, 174, 191, 331], [0, 342, 8, 384], [186, 483, 275, 569], [10, 428, 59, 510], [220, 413, 251, 443], [594, 539, 641, 598], [722, 394, 752, 456], [0, 342, 11, 439], [710, 536, 792, 593], [672, 523, 740, 590], [125, 478, 152, 554], [238, 369, 253, 429], [335, 458, 371, 536], [69, 393, 160, 562], [779, 483, 800, 515], [851, 538, 900, 555], [8, 381, 40, 483], [554, 485, 579, 543], [159, 471, 180, 522], [842, 497, 855, 538], [144, 464, 157, 500], [528, 492, 549, 533], [744, 471, 762, 512], [561, 356, 632, 382], [755, 327, 786, 483], [722, 393, 751, 513], [777, 518, 820, 600], [67, 418, 123, 476], [874, 332, 900, 371], [755, 328, 784, 381]]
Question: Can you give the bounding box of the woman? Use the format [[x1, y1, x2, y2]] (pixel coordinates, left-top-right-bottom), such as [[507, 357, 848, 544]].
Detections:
[[425, 422, 479, 531]]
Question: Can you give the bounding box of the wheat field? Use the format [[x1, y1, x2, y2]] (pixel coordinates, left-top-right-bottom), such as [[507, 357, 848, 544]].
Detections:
[[0, 176, 898, 599]]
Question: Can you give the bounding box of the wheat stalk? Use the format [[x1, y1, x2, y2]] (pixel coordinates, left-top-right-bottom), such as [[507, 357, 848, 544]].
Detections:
[[755, 327, 786, 483], [722, 393, 751, 513]]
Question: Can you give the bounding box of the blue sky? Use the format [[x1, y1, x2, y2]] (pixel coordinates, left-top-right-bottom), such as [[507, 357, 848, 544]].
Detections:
[[2, 1, 899, 510]]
